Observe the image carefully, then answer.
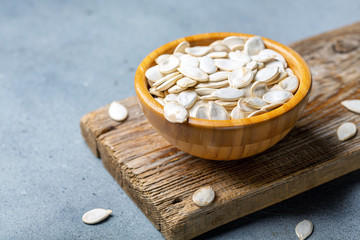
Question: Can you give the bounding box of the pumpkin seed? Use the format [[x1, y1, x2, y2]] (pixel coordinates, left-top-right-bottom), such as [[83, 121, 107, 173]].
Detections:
[[177, 66, 208, 82], [211, 88, 244, 101], [229, 67, 254, 88], [177, 77, 197, 88], [149, 87, 165, 97], [337, 122, 357, 141], [214, 59, 245, 71], [244, 36, 265, 56], [164, 93, 179, 103], [259, 49, 287, 67], [82, 208, 112, 225], [195, 87, 216, 96], [178, 90, 198, 109], [168, 84, 187, 94], [153, 72, 181, 87], [180, 54, 199, 67], [263, 89, 293, 104], [222, 36, 245, 50], [245, 97, 268, 109], [192, 186, 215, 207], [207, 51, 228, 58], [251, 81, 268, 98], [279, 75, 299, 93], [261, 102, 282, 111], [155, 74, 183, 91], [185, 46, 211, 57], [108, 101, 128, 122], [254, 67, 279, 83], [155, 54, 171, 64], [159, 55, 180, 74], [209, 101, 230, 120], [195, 106, 210, 119], [247, 109, 267, 118], [341, 99, 360, 114], [238, 98, 257, 112], [196, 80, 229, 89], [174, 41, 190, 54], [230, 106, 246, 119], [164, 101, 188, 123], [209, 71, 231, 82], [199, 56, 217, 74], [295, 220, 313, 240], [145, 65, 164, 82]]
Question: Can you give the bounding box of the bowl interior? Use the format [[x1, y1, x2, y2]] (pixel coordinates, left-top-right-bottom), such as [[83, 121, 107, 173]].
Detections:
[[135, 33, 312, 128]]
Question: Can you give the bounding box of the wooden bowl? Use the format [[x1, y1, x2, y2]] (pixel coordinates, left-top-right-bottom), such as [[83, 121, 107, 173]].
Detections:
[[135, 33, 312, 160]]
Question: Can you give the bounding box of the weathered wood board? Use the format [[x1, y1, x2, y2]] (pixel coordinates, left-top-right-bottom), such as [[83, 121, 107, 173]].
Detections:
[[80, 22, 360, 240]]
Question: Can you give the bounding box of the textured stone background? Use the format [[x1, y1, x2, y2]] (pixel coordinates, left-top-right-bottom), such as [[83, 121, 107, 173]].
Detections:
[[1, 0, 359, 239]]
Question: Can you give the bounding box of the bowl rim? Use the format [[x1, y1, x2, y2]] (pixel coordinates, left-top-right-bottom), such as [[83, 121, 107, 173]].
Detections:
[[135, 32, 312, 128]]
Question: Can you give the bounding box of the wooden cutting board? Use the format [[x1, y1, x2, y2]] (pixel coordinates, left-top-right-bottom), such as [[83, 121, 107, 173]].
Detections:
[[80, 22, 360, 240]]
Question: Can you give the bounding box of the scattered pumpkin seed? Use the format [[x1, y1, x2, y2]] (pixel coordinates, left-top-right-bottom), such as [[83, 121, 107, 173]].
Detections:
[[82, 208, 112, 225], [295, 220, 313, 240], [192, 186, 215, 207], [337, 122, 357, 141], [108, 101, 128, 122]]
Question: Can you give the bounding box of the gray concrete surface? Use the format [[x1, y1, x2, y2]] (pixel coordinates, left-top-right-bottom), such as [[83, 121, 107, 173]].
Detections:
[[0, 0, 359, 239]]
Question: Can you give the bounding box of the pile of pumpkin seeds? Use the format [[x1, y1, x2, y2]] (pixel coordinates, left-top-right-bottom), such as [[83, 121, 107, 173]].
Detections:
[[145, 36, 299, 123]]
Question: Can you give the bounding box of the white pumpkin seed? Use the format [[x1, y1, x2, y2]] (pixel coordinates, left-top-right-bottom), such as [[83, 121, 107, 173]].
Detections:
[[155, 97, 166, 106], [266, 70, 288, 85], [245, 97, 268, 109], [207, 51, 228, 58], [251, 53, 276, 63], [176, 77, 197, 88], [155, 54, 171, 64], [177, 66, 208, 82], [222, 36, 245, 51], [211, 88, 244, 101], [295, 220, 313, 240], [211, 43, 231, 52], [196, 80, 229, 89], [263, 89, 293, 104], [285, 67, 294, 75], [337, 122, 357, 141], [153, 72, 181, 87], [230, 106, 246, 119], [251, 81, 268, 98], [228, 67, 254, 88], [155, 74, 183, 91], [247, 109, 266, 118], [199, 56, 217, 74], [214, 100, 237, 108], [149, 87, 165, 97], [199, 95, 218, 100], [209, 71, 231, 82], [279, 75, 299, 93], [193, 186, 215, 207], [341, 99, 360, 114], [108, 101, 128, 122], [178, 90, 198, 109], [255, 67, 279, 83], [195, 106, 210, 119], [189, 100, 208, 118], [261, 102, 282, 111], [164, 93, 179, 103], [82, 208, 112, 225], [159, 55, 180, 74], [195, 87, 216, 96], [174, 41, 190, 54], [257, 62, 265, 69], [163, 101, 188, 123], [246, 60, 258, 70], [238, 98, 257, 112], [244, 36, 265, 56], [265, 60, 285, 71], [270, 84, 283, 91], [209, 101, 229, 120], [214, 59, 245, 71], [180, 54, 199, 67], [228, 51, 252, 63], [145, 65, 164, 82], [185, 46, 211, 57], [259, 49, 287, 67], [168, 84, 187, 94]]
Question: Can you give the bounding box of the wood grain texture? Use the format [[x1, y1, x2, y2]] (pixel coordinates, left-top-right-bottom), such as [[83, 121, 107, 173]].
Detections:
[[80, 22, 360, 240], [134, 32, 312, 160]]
